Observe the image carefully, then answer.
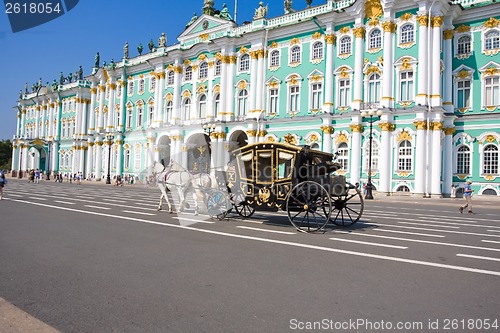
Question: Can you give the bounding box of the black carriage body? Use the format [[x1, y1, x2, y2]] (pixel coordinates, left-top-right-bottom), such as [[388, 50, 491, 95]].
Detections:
[[226, 142, 343, 212]]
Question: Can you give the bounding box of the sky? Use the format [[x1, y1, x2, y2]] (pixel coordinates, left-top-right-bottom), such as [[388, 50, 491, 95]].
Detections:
[[0, 0, 315, 141]]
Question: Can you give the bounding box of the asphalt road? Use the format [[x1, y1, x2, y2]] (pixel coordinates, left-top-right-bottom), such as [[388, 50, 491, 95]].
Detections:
[[1, 179, 500, 332]]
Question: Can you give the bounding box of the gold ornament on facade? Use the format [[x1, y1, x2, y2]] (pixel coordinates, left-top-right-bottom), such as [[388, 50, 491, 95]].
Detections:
[[192, 65, 198, 71], [199, 33, 209, 41], [483, 17, 500, 29], [289, 75, 298, 85], [90, 87, 97, 94], [353, 27, 366, 38], [483, 67, 500, 77], [310, 74, 322, 82], [484, 175, 496, 181], [401, 57, 413, 70], [413, 120, 427, 130], [312, 32, 322, 39], [266, 136, 276, 143], [210, 132, 218, 139], [250, 50, 259, 59], [339, 67, 350, 78], [486, 134, 497, 143], [239, 46, 249, 54], [306, 134, 319, 143], [268, 81, 279, 88], [320, 125, 333, 134], [366, 65, 381, 76], [456, 25, 470, 33], [98, 85, 106, 92], [325, 34, 336, 45], [365, 0, 382, 20], [208, 61, 214, 68], [290, 38, 300, 45], [229, 55, 237, 64], [443, 29, 454, 40], [368, 18, 379, 27], [378, 122, 395, 131], [183, 90, 191, 98], [485, 106, 497, 112], [416, 15, 428, 26], [457, 69, 472, 79], [430, 121, 443, 131], [399, 13, 413, 22], [269, 41, 278, 48], [335, 133, 348, 143], [443, 127, 456, 136], [258, 130, 267, 137], [396, 131, 412, 142], [238, 81, 247, 90], [214, 85, 221, 93], [349, 124, 363, 133], [283, 133, 298, 145], [382, 21, 396, 33], [397, 171, 410, 177], [431, 16, 443, 27], [246, 129, 257, 137], [183, 59, 191, 66], [338, 26, 350, 34]]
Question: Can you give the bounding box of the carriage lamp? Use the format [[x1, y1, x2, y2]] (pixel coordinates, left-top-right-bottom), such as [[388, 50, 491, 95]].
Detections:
[[360, 109, 383, 200], [105, 133, 115, 184]]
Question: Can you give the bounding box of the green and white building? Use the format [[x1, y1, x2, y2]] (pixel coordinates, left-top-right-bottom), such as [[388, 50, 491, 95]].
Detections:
[[11, 0, 500, 196]]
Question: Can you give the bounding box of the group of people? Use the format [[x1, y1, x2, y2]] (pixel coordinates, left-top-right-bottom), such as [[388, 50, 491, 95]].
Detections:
[[0, 171, 7, 200]]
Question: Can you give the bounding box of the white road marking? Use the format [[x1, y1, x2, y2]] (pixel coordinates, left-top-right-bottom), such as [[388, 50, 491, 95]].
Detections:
[[332, 232, 500, 252], [236, 226, 296, 235], [9, 198, 500, 277], [122, 210, 156, 216], [172, 217, 215, 224], [397, 221, 460, 229], [372, 229, 446, 238], [487, 229, 500, 233], [30, 197, 47, 200], [457, 254, 500, 262], [482, 239, 500, 244], [54, 200, 75, 205], [373, 223, 500, 238], [329, 238, 408, 249], [84, 205, 111, 210]]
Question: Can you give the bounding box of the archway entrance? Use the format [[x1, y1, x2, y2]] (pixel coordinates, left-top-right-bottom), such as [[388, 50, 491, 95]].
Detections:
[[187, 133, 211, 173]]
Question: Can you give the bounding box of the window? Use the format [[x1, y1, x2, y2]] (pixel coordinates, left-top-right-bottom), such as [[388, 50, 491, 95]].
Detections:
[[457, 35, 471, 55], [270, 50, 280, 67], [457, 79, 471, 108], [364, 141, 379, 172], [269, 88, 278, 115], [337, 142, 349, 170], [367, 73, 381, 103], [312, 42, 323, 60], [290, 46, 301, 64], [117, 85, 121, 98], [164, 101, 173, 123], [138, 79, 145, 94], [483, 144, 498, 174], [237, 89, 248, 118], [400, 71, 414, 102], [338, 78, 351, 107], [239, 54, 250, 72], [134, 147, 142, 170], [126, 108, 133, 128], [137, 105, 144, 127], [198, 94, 207, 118], [369, 29, 382, 49], [457, 145, 470, 174], [311, 82, 322, 111], [289, 86, 300, 113], [127, 81, 134, 95], [182, 98, 191, 120], [124, 149, 131, 169], [148, 105, 154, 126], [397, 140, 412, 171], [150, 76, 156, 91], [400, 24, 414, 44], [167, 70, 174, 85], [339, 36, 351, 54], [485, 76, 500, 106], [214, 94, 220, 115], [215, 60, 222, 76], [485, 30, 500, 50], [199, 62, 208, 79], [185, 66, 193, 81]]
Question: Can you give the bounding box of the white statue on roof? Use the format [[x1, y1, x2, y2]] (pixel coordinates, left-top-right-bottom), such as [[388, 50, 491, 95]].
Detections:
[[254, 1, 268, 20]]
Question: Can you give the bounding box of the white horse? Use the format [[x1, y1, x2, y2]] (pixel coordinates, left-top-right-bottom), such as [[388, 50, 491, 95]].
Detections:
[[153, 161, 192, 213]]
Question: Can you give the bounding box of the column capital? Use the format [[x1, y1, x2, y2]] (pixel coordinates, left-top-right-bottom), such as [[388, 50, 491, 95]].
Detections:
[[325, 34, 336, 45], [382, 21, 396, 33], [378, 122, 395, 131], [320, 125, 334, 134], [443, 127, 456, 135], [413, 120, 427, 130], [353, 27, 366, 39], [416, 15, 429, 27], [443, 29, 454, 40], [431, 16, 444, 28], [349, 124, 363, 133]]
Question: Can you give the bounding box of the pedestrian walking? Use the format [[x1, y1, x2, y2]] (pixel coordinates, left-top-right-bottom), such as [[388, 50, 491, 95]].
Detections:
[[34, 168, 41, 184], [451, 184, 456, 199], [0, 171, 7, 200], [459, 180, 474, 214]]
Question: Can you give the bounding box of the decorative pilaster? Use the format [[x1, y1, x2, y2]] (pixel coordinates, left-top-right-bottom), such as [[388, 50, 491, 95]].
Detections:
[[349, 123, 363, 185], [430, 121, 443, 195], [382, 20, 396, 108], [378, 121, 394, 193], [94, 137, 103, 180], [443, 29, 454, 113], [431, 16, 443, 106], [413, 119, 427, 194], [442, 126, 456, 196], [323, 33, 335, 114], [97, 82, 106, 133], [172, 64, 183, 124], [320, 124, 333, 153], [416, 14, 429, 106], [226, 54, 237, 121], [88, 85, 97, 134], [249, 50, 259, 113], [107, 81, 116, 131], [352, 26, 365, 110], [256, 49, 265, 111]]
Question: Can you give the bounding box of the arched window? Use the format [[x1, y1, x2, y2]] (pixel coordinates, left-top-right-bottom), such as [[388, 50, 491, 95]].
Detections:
[[339, 36, 351, 54], [457, 79, 471, 108], [164, 100, 173, 123], [485, 30, 500, 50], [364, 141, 379, 172], [338, 78, 351, 107], [150, 76, 156, 91], [148, 104, 154, 126], [237, 89, 248, 118], [311, 82, 322, 111], [485, 76, 500, 106], [215, 60, 222, 76], [337, 142, 349, 170], [457, 35, 471, 55], [184, 66, 193, 81], [124, 149, 131, 169], [138, 79, 145, 94], [312, 42, 323, 60], [397, 140, 412, 171], [368, 73, 381, 103], [239, 54, 250, 72], [270, 50, 280, 67], [400, 24, 414, 44], [126, 107, 133, 128], [167, 70, 174, 85], [182, 98, 191, 121], [483, 144, 498, 174], [214, 93, 220, 115], [400, 71, 414, 102], [199, 62, 208, 79], [369, 29, 382, 49], [198, 94, 207, 119], [127, 81, 134, 95], [457, 145, 470, 174], [290, 45, 301, 63], [137, 104, 144, 127]]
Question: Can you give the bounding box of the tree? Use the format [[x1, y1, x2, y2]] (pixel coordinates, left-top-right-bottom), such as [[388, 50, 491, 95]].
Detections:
[[0, 140, 13, 171]]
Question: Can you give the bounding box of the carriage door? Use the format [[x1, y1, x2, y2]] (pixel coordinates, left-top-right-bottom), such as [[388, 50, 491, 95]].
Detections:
[[187, 134, 211, 173], [157, 136, 171, 167]]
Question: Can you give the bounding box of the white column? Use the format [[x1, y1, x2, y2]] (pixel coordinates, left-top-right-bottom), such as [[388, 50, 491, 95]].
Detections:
[[226, 54, 236, 121], [249, 51, 258, 112], [16, 110, 21, 138], [88, 85, 97, 134], [41, 104, 47, 138], [207, 62, 215, 120], [430, 122, 443, 195], [219, 55, 228, 121], [323, 33, 335, 114], [443, 29, 454, 113], [12, 145, 18, 172], [191, 66, 199, 121], [378, 122, 393, 194], [20, 108, 27, 137], [51, 141, 59, 174], [34, 104, 40, 138], [157, 72, 165, 125], [352, 26, 365, 110], [217, 134, 225, 170], [416, 13, 429, 106], [321, 124, 333, 153], [442, 126, 455, 196], [95, 138, 103, 180], [86, 140, 94, 179], [118, 81, 126, 131], [48, 101, 54, 139], [209, 134, 217, 170], [116, 135, 123, 177], [381, 20, 395, 108], [172, 63, 182, 124], [256, 50, 265, 111], [79, 144, 85, 174], [349, 123, 362, 185], [74, 97, 82, 136], [80, 99, 88, 136], [413, 119, 427, 194], [97, 82, 106, 133], [54, 100, 62, 141], [107, 81, 116, 132], [431, 16, 443, 107]]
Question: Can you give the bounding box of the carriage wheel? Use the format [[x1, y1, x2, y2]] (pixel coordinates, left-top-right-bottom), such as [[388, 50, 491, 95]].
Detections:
[[330, 182, 364, 226], [286, 181, 331, 233], [207, 190, 231, 220], [232, 193, 255, 218]]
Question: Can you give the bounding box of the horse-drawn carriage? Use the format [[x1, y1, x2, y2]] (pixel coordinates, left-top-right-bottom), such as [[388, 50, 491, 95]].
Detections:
[[205, 142, 364, 232]]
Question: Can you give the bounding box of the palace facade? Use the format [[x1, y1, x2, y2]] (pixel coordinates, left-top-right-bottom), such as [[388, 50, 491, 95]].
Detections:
[[11, 0, 500, 196]]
